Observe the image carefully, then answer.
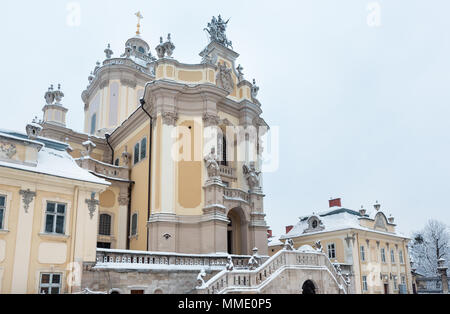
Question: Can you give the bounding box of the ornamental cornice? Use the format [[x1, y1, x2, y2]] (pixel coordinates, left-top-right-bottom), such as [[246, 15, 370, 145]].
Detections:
[[161, 111, 179, 126], [203, 113, 221, 127]]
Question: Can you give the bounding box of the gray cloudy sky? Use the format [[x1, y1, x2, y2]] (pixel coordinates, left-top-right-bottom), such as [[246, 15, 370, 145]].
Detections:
[[1, 0, 449, 238]]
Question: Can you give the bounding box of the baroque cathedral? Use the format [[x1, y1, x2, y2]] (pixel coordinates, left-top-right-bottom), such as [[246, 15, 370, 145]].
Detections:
[[0, 14, 353, 294]]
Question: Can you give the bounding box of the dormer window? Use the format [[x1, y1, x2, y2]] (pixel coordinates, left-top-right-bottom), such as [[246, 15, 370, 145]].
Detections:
[[304, 215, 325, 234]]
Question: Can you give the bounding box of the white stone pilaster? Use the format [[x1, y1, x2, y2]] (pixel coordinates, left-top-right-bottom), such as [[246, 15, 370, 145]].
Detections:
[[11, 188, 36, 294]]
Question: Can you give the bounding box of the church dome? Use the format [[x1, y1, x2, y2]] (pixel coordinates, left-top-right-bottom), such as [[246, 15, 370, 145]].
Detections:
[[125, 36, 150, 54]]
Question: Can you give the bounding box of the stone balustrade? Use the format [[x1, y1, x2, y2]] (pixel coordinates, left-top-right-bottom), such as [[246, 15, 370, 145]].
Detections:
[[75, 157, 130, 181], [197, 249, 349, 294], [102, 58, 153, 75], [223, 188, 250, 203], [219, 165, 236, 180], [95, 249, 257, 270]]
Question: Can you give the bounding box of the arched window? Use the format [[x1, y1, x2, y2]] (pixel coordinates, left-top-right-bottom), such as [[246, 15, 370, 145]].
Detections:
[[221, 134, 228, 166], [138, 47, 146, 54], [99, 214, 111, 236], [90, 113, 97, 135], [131, 213, 138, 236]]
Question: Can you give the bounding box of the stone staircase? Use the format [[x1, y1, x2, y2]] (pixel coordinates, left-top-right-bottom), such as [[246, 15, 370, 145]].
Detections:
[[196, 247, 349, 294]]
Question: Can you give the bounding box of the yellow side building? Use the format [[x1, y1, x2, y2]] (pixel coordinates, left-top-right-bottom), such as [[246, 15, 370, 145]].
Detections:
[[269, 198, 414, 294], [0, 125, 108, 294]]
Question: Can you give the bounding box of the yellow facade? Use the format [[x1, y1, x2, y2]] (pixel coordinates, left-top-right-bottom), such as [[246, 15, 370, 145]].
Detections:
[[0, 130, 108, 293], [269, 204, 413, 294]]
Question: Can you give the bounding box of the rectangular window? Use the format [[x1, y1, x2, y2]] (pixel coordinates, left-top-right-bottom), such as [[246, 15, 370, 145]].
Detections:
[[360, 246, 366, 262], [381, 248, 386, 263], [140, 137, 147, 160], [0, 195, 5, 230], [133, 137, 148, 165], [131, 213, 138, 237], [391, 249, 395, 264], [97, 242, 111, 249], [401, 275, 406, 286], [362, 276, 368, 292], [394, 277, 398, 290], [327, 243, 336, 260], [134, 143, 140, 164], [39, 273, 62, 294], [399, 250, 404, 264], [45, 202, 66, 235]]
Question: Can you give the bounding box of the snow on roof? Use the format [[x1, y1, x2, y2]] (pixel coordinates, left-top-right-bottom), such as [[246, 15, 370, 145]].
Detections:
[[0, 141, 109, 186], [281, 207, 408, 240], [82, 140, 96, 147], [268, 235, 284, 247]]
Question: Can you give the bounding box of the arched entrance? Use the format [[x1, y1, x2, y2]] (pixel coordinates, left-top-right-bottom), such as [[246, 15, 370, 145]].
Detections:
[[302, 280, 316, 295], [227, 208, 247, 255]]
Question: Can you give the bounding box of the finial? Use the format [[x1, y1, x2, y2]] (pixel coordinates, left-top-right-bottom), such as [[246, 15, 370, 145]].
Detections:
[[135, 11, 144, 36], [251, 79, 260, 99], [374, 201, 381, 211], [236, 64, 244, 81], [104, 43, 113, 59]]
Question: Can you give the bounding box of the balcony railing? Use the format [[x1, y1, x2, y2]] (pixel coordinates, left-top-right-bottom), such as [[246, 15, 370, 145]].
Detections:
[[95, 249, 256, 271], [197, 249, 349, 294], [75, 157, 130, 181], [223, 188, 250, 203], [219, 165, 236, 180]]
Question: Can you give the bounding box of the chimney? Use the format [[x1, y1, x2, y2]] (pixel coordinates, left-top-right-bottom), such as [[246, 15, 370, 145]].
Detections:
[[329, 198, 342, 208], [285, 225, 294, 234], [267, 230, 273, 238]]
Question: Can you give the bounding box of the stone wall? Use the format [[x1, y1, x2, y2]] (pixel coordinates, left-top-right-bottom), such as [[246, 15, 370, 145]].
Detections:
[[259, 268, 343, 294], [81, 268, 220, 294]]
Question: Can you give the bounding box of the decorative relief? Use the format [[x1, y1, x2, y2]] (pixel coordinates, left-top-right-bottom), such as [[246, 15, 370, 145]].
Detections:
[[203, 113, 221, 128], [0, 141, 17, 159], [19, 189, 36, 213], [200, 47, 217, 65], [99, 80, 109, 89], [118, 195, 129, 206], [161, 112, 178, 126], [86, 193, 100, 220], [216, 62, 234, 93], [120, 79, 137, 88], [375, 213, 387, 231]]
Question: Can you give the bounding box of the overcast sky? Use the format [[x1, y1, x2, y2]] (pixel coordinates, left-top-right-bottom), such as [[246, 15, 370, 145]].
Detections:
[[1, 0, 449, 238]]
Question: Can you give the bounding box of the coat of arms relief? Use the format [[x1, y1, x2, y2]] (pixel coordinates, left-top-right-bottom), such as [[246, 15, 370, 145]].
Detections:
[[0, 141, 17, 159], [216, 62, 234, 93]]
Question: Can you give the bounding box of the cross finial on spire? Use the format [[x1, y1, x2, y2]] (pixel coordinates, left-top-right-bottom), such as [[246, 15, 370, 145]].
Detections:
[[135, 11, 144, 36]]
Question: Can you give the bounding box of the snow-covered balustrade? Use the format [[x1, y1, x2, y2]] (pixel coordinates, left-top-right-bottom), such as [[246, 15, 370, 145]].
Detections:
[[223, 188, 250, 203], [197, 249, 349, 294], [219, 165, 236, 180], [75, 157, 130, 182], [102, 58, 153, 76], [95, 249, 255, 271]]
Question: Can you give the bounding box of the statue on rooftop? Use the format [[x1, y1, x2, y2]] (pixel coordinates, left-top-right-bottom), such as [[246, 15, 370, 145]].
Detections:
[[204, 15, 233, 49]]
